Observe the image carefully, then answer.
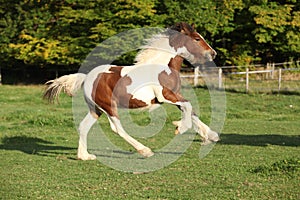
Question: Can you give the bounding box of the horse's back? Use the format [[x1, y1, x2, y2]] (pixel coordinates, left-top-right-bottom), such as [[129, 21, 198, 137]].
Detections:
[[83, 64, 175, 112]]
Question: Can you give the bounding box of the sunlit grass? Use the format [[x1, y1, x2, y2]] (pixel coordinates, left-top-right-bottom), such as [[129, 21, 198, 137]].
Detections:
[[0, 85, 299, 199]]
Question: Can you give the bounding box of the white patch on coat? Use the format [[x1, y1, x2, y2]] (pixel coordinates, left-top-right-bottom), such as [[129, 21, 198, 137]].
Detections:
[[176, 46, 196, 63], [120, 64, 172, 105]]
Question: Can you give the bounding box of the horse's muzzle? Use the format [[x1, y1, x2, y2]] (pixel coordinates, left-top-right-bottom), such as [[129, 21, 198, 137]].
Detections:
[[205, 49, 217, 61]]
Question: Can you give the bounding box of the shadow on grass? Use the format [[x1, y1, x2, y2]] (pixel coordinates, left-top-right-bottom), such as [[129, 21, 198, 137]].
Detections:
[[217, 134, 300, 147], [0, 136, 76, 158]]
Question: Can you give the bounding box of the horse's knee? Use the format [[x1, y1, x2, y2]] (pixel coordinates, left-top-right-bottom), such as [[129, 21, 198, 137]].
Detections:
[[179, 101, 192, 113], [172, 120, 190, 134]]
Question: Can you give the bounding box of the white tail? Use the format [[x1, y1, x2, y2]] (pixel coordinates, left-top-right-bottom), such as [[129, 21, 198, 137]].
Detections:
[[43, 73, 86, 103]]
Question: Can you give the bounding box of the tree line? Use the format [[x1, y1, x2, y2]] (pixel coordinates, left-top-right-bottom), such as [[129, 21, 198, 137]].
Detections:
[[0, 0, 299, 70]]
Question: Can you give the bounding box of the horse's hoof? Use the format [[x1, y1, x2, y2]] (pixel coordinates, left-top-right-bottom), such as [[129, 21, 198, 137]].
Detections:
[[210, 136, 220, 142], [173, 121, 180, 135], [172, 121, 181, 126], [138, 147, 154, 158], [77, 153, 97, 161], [208, 131, 220, 142], [201, 137, 220, 145]]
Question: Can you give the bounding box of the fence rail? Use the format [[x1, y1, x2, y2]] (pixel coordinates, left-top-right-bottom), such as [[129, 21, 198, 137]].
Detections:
[[1, 61, 299, 87], [181, 61, 300, 93]]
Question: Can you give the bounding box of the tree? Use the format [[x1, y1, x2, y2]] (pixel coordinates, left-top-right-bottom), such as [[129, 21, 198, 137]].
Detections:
[[249, 0, 300, 62], [0, 0, 299, 70], [0, 0, 158, 68]]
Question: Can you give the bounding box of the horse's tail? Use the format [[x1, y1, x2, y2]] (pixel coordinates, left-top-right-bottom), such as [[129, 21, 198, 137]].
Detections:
[[43, 73, 86, 103]]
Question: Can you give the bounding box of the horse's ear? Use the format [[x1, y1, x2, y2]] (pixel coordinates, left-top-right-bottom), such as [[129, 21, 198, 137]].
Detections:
[[182, 23, 192, 34], [170, 22, 192, 34], [170, 22, 184, 33], [191, 23, 195, 30]]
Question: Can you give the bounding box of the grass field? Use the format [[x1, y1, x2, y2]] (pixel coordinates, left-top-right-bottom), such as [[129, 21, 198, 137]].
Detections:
[[0, 85, 299, 199]]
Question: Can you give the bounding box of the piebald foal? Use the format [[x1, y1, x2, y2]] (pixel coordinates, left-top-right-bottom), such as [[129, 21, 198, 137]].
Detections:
[[44, 22, 219, 160]]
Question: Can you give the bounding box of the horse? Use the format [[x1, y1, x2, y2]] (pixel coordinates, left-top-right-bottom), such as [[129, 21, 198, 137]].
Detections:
[[43, 22, 220, 160]]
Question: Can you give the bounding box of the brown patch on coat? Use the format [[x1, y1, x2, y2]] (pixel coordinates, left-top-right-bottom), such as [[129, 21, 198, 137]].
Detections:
[[92, 66, 148, 117], [158, 56, 187, 103], [168, 55, 184, 72], [151, 97, 160, 104]]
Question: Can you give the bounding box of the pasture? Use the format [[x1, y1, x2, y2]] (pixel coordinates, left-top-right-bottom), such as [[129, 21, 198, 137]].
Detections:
[[0, 85, 299, 199]]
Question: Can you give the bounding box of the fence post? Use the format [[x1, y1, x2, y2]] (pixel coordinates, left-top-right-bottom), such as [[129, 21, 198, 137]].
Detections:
[[194, 66, 199, 86], [218, 68, 222, 89], [246, 68, 249, 93], [271, 63, 275, 79], [266, 63, 269, 79], [278, 68, 282, 93], [0, 66, 2, 85]]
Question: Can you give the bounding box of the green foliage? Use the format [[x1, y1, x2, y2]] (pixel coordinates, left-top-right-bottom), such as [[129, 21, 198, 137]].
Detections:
[[249, 1, 300, 62], [0, 0, 158, 68], [0, 0, 299, 68]]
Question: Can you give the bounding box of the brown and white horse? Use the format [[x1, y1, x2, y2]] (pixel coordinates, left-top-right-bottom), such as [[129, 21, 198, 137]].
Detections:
[[43, 22, 219, 160]]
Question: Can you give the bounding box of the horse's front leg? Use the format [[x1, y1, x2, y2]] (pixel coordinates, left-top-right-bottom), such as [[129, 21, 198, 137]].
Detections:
[[157, 87, 193, 134], [191, 113, 220, 144], [172, 101, 193, 134]]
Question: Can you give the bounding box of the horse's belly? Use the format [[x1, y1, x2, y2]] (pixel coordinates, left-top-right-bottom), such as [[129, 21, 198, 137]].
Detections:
[[130, 85, 157, 106]]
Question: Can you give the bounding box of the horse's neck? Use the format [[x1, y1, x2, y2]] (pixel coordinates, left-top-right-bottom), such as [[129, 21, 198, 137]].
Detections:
[[135, 49, 184, 72]]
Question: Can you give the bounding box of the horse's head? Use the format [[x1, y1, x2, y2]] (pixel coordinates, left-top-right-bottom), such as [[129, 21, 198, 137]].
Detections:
[[169, 22, 217, 65]]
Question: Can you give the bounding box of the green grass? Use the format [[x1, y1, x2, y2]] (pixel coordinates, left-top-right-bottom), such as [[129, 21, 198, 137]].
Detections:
[[0, 85, 299, 199], [223, 78, 300, 94]]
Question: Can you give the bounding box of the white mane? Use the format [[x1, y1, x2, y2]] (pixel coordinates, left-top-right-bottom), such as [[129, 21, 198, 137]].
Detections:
[[134, 33, 177, 66]]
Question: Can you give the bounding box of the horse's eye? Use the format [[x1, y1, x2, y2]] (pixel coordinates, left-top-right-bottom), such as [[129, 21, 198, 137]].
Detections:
[[195, 38, 201, 41]]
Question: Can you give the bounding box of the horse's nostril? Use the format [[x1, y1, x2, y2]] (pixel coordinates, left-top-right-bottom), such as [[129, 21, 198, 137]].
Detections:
[[205, 50, 216, 61], [211, 50, 217, 59]]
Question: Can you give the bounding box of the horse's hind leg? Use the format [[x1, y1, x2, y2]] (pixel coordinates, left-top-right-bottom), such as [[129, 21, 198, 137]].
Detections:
[[108, 116, 154, 157], [77, 111, 98, 160]]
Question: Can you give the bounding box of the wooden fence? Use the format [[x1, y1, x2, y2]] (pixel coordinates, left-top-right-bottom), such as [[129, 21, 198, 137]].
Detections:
[[181, 61, 300, 93]]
